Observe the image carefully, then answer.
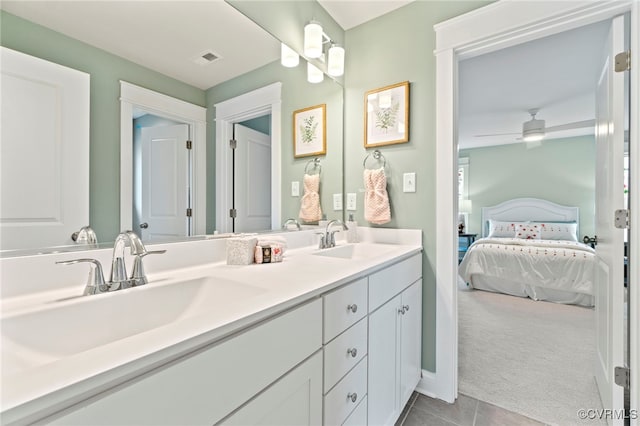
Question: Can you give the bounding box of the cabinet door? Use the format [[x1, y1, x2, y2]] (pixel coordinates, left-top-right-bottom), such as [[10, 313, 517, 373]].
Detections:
[[222, 351, 323, 426], [368, 294, 401, 426], [400, 280, 422, 409]]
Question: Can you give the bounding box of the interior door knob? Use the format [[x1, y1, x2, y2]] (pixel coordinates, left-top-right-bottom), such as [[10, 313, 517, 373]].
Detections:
[[140, 223, 149, 229]]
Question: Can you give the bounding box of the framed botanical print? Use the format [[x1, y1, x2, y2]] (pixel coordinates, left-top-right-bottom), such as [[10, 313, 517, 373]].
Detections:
[[293, 104, 326, 158], [364, 81, 409, 147]]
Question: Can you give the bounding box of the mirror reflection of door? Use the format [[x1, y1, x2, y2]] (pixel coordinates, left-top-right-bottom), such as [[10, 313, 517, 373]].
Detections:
[[133, 114, 192, 241], [232, 119, 271, 233]]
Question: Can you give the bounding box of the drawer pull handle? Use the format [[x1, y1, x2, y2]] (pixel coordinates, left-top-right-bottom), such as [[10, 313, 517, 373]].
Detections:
[[347, 347, 358, 358], [347, 304, 358, 313], [347, 392, 358, 403]]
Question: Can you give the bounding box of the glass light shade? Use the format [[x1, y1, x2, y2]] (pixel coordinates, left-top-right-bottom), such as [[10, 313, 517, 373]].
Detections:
[[304, 22, 323, 58], [522, 118, 545, 142], [459, 199, 473, 214], [280, 43, 299, 68], [307, 62, 324, 83], [327, 45, 344, 77]]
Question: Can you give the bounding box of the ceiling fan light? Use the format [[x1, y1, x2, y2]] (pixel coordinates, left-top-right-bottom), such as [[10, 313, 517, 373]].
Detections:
[[304, 21, 323, 58], [522, 118, 545, 142], [280, 43, 299, 68]]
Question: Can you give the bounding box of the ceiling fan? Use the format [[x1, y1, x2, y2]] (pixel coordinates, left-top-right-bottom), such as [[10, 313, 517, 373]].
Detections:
[[474, 108, 595, 142]]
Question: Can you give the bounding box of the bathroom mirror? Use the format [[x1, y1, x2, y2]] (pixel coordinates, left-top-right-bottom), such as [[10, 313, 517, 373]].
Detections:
[[0, 1, 344, 255]]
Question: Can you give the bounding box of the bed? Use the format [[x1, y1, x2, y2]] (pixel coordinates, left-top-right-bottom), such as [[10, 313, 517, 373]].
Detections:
[[458, 198, 596, 307]]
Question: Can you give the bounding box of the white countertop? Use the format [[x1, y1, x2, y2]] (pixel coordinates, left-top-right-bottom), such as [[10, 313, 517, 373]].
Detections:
[[1, 228, 422, 424]]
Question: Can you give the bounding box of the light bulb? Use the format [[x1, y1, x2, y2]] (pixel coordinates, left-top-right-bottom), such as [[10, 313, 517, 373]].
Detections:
[[304, 22, 323, 58]]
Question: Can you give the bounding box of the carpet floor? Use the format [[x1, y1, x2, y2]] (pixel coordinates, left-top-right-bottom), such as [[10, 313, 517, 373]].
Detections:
[[458, 289, 605, 426]]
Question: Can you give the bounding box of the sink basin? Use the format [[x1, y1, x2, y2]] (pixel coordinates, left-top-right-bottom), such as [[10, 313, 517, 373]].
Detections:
[[313, 243, 397, 260], [1, 277, 265, 376]]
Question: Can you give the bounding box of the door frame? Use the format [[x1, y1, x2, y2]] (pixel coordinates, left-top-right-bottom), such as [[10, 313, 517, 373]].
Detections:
[[120, 81, 207, 235], [429, 0, 639, 408], [214, 82, 282, 234]]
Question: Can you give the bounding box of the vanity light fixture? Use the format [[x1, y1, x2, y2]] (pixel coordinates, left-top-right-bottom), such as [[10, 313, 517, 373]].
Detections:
[[327, 44, 344, 77], [307, 62, 324, 83], [304, 21, 324, 58], [281, 43, 299, 68]]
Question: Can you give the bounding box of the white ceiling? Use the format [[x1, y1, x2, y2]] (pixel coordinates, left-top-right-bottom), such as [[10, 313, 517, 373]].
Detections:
[[1, 1, 608, 149], [458, 19, 609, 149]]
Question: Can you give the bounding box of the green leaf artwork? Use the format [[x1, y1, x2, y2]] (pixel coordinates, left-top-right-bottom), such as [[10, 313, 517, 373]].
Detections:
[[374, 101, 400, 133], [300, 115, 318, 144]]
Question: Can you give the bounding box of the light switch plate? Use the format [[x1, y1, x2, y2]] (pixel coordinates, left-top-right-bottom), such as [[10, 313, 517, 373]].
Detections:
[[403, 172, 416, 193], [291, 181, 300, 197], [333, 193, 343, 211], [346, 193, 357, 211]]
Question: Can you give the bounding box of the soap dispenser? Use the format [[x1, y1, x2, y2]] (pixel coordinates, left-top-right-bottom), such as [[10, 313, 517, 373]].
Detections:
[[347, 213, 358, 243]]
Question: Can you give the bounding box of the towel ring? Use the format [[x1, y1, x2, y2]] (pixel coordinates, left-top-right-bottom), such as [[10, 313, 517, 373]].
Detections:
[[363, 149, 386, 169], [304, 157, 322, 175]]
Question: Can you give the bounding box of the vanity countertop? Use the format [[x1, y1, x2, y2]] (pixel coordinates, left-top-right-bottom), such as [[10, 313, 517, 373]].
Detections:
[[0, 228, 422, 424]]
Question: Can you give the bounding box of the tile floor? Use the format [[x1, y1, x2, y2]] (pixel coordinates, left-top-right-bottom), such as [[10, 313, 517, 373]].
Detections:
[[395, 392, 548, 426]]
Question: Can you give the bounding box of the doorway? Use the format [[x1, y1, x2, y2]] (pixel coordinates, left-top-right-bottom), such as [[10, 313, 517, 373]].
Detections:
[[432, 1, 638, 419]]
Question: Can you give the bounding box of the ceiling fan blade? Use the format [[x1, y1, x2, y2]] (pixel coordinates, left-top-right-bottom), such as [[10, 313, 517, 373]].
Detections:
[[545, 119, 595, 133], [474, 132, 521, 138]]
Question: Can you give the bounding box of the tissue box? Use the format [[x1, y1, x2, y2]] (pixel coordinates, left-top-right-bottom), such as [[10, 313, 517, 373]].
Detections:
[[226, 237, 258, 265]]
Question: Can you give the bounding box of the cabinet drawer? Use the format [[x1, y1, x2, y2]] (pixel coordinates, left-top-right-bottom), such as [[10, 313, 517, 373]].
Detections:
[[46, 299, 323, 426], [343, 395, 367, 426], [323, 357, 367, 426], [323, 277, 367, 343], [369, 254, 421, 312], [323, 318, 367, 392]]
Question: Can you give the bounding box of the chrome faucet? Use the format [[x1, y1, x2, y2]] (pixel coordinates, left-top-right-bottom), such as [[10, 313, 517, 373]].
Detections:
[[318, 219, 349, 249], [283, 218, 301, 231], [57, 230, 165, 295]]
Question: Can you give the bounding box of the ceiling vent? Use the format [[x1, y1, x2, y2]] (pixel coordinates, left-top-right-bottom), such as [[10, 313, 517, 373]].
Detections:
[[192, 50, 221, 66]]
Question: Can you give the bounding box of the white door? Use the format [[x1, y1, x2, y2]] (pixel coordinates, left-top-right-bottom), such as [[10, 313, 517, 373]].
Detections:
[[140, 124, 190, 241], [594, 15, 626, 422], [234, 124, 271, 232], [0, 47, 89, 251]]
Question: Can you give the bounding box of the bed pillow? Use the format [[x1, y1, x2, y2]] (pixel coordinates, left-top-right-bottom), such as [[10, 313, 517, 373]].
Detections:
[[514, 223, 541, 240], [536, 222, 578, 242], [487, 220, 528, 238]]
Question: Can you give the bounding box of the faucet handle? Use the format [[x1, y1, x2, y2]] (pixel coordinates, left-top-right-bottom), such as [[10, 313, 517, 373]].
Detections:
[[315, 231, 326, 249], [56, 258, 109, 295], [130, 250, 166, 286]]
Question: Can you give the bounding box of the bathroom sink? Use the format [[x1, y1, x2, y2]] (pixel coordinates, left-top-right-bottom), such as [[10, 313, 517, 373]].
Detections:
[[1, 277, 265, 376], [313, 243, 397, 260]]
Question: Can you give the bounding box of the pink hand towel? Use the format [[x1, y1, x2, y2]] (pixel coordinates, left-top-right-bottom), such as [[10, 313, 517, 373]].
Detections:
[[299, 173, 322, 223], [364, 167, 391, 225]]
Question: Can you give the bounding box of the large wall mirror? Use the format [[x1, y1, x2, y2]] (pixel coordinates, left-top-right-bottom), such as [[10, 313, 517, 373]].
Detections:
[[0, 1, 344, 255]]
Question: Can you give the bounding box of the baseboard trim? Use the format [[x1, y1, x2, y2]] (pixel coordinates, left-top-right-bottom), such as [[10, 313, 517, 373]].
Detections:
[[415, 369, 439, 400]]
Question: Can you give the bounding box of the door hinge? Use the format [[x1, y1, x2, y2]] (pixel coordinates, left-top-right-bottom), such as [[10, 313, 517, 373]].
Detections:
[[229, 208, 237, 218], [186, 140, 192, 150], [615, 50, 630, 72], [186, 208, 192, 217], [614, 366, 630, 389], [229, 139, 237, 150], [614, 209, 629, 229]]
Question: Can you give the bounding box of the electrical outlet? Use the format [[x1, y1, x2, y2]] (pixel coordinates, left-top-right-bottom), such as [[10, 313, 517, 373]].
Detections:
[[403, 172, 416, 193], [291, 181, 300, 197], [347, 193, 357, 211], [333, 193, 343, 210]]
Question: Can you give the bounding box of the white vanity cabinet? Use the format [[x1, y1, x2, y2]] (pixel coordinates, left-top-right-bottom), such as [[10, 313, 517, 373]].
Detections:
[[45, 299, 323, 426], [367, 255, 422, 426]]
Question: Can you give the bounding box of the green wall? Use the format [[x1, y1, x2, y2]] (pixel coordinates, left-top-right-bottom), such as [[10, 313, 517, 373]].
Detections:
[[343, 1, 491, 372], [206, 60, 344, 232], [460, 136, 596, 238], [0, 11, 206, 242]]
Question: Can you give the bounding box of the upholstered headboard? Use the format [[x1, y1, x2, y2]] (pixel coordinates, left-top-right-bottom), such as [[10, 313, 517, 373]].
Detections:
[[481, 198, 579, 238]]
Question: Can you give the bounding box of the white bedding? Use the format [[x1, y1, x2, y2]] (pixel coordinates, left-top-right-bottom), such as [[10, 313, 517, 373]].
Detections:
[[458, 237, 596, 306]]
